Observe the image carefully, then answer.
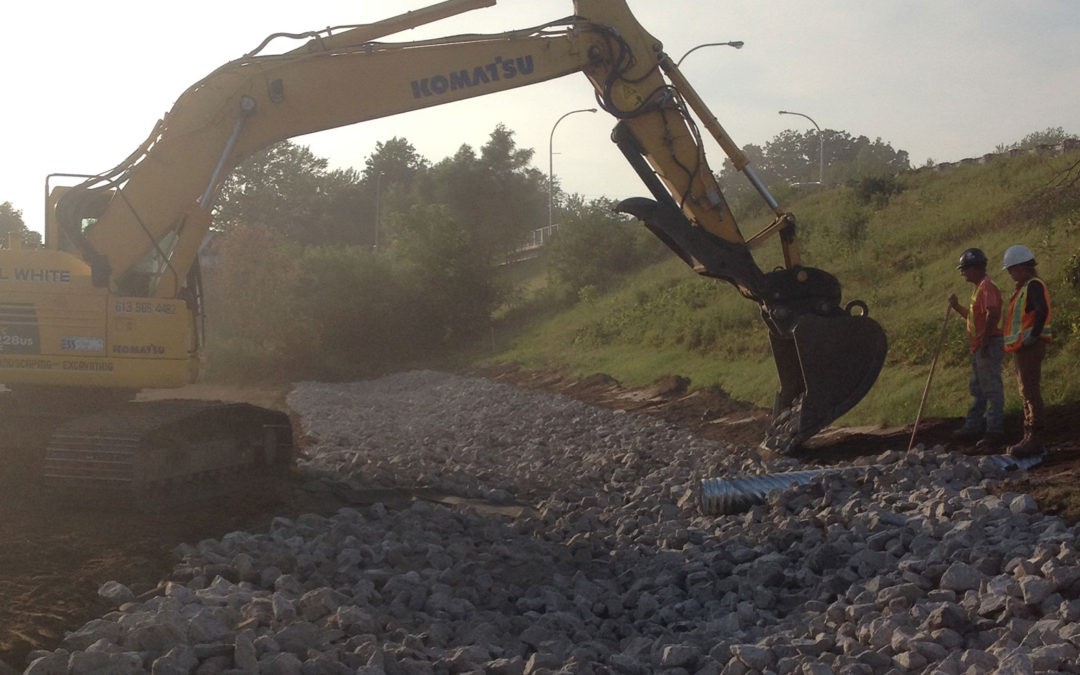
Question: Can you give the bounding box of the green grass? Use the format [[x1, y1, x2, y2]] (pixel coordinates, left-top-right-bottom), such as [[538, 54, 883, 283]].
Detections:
[[484, 149, 1080, 428]]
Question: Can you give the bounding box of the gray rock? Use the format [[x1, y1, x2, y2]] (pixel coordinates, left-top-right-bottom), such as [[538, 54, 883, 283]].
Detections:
[[96, 581, 135, 606], [1018, 575, 1053, 606], [23, 652, 69, 675], [959, 649, 998, 672], [21, 374, 1080, 675], [485, 656, 526, 675], [994, 649, 1034, 675], [298, 587, 348, 622], [730, 644, 773, 671], [274, 622, 322, 654], [61, 619, 123, 651], [259, 652, 304, 675], [1009, 494, 1038, 515], [151, 645, 199, 675], [1029, 643, 1078, 670], [123, 619, 187, 653], [69, 650, 141, 675], [660, 644, 701, 668], [234, 630, 258, 672], [940, 561, 986, 592]]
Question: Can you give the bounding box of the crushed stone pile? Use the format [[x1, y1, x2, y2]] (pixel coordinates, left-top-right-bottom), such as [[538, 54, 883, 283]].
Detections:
[[22, 371, 1080, 674]]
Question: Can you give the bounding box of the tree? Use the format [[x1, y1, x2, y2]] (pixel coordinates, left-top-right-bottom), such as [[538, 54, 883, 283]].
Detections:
[[203, 125, 554, 365], [363, 137, 428, 186], [0, 201, 42, 247], [827, 134, 911, 185], [361, 137, 429, 249], [754, 129, 909, 186], [292, 245, 413, 367], [206, 222, 304, 356], [0, 201, 24, 240], [996, 127, 1078, 153], [545, 196, 658, 294], [213, 141, 367, 246], [390, 202, 502, 345], [757, 129, 819, 185], [409, 124, 547, 264], [717, 128, 909, 211]]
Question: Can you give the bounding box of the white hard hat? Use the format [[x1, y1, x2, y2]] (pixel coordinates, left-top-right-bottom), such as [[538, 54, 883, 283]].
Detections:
[[1002, 244, 1035, 269]]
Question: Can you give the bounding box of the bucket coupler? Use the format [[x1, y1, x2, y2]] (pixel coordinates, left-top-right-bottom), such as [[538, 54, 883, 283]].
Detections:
[[615, 197, 887, 454]]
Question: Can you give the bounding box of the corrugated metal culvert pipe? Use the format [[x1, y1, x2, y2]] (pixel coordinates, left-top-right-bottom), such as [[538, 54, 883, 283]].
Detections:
[[699, 453, 1047, 515]]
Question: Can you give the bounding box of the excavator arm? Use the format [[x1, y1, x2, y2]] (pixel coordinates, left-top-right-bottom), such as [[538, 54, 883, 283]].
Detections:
[[43, 0, 886, 453]]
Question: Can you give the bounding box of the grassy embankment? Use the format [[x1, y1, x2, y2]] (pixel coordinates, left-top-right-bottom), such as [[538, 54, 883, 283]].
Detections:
[[488, 149, 1080, 429]]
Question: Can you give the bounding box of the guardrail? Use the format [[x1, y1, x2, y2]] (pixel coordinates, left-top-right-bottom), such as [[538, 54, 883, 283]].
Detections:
[[503, 224, 559, 265], [914, 138, 1079, 174]]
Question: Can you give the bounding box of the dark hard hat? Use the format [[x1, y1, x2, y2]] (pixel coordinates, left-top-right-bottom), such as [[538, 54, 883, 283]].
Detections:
[[956, 248, 988, 270]]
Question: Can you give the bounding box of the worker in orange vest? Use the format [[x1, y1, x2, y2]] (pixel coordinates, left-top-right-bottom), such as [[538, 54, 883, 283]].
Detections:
[[948, 248, 1005, 448], [1001, 244, 1052, 458]]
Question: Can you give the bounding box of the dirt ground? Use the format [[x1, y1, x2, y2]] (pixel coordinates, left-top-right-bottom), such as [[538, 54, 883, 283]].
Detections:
[[2, 370, 1080, 670]]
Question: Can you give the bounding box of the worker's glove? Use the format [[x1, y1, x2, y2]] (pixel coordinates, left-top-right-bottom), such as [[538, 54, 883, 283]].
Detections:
[[1022, 334, 1038, 347]]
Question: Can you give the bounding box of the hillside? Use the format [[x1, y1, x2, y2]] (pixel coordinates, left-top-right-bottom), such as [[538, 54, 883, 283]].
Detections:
[[489, 147, 1080, 430]]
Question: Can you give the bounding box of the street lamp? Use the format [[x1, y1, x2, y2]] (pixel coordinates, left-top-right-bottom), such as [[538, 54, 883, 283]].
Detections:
[[675, 40, 744, 67], [778, 110, 824, 185], [548, 107, 597, 229]]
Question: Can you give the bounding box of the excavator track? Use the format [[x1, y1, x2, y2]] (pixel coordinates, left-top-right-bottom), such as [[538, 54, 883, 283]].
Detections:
[[40, 399, 293, 510]]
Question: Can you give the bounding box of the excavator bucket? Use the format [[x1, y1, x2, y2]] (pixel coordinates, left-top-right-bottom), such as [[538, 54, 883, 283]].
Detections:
[[613, 195, 887, 454], [762, 312, 887, 454]]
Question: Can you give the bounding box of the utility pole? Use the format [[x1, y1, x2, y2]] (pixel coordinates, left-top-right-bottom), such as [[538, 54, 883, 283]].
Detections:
[[548, 108, 597, 229]]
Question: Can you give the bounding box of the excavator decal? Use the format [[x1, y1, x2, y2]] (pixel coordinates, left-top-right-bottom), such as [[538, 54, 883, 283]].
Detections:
[[0, 304, 39, 354], [59, 360, 115, 372], [411, 55, 536, 98], [1, 268, 72, 283], [0, 358, 54, 370], [60, 336, 104, 353]]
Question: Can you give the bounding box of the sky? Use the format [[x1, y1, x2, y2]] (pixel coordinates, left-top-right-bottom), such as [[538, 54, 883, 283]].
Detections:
[[2, 1, 1078, 235]]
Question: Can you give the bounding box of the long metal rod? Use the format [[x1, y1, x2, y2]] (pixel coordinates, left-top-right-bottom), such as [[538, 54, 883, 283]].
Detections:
[[284, 0, 497, 55], [908, 302, 953, 451], [779, 110, 823, 184], [742, 166, 780, 210], [548, 108, 596, 228], [659, 54, 748, 170], [200, 97, 256, 208]]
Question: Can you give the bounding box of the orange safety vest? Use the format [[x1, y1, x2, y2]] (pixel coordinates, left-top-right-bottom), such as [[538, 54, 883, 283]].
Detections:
[[1004, 277, 1052, 353], [967, 277, 1003, 350]]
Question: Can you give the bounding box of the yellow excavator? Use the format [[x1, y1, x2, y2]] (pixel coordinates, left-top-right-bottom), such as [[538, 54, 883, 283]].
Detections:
[[0, 0, 886, 504]]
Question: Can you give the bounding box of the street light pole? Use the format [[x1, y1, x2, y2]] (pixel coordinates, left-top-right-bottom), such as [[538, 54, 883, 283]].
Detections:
[[548, 107, 597, 229], [778, 110, 824, 185], [674, 40, 744, 67], [374, 171, 383, 251]]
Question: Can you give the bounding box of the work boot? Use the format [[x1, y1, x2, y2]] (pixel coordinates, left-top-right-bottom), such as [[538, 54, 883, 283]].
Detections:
[[1007, 433, 1043, 459], [951, 426, 983, 443], [976, 431, 1005, 451]]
